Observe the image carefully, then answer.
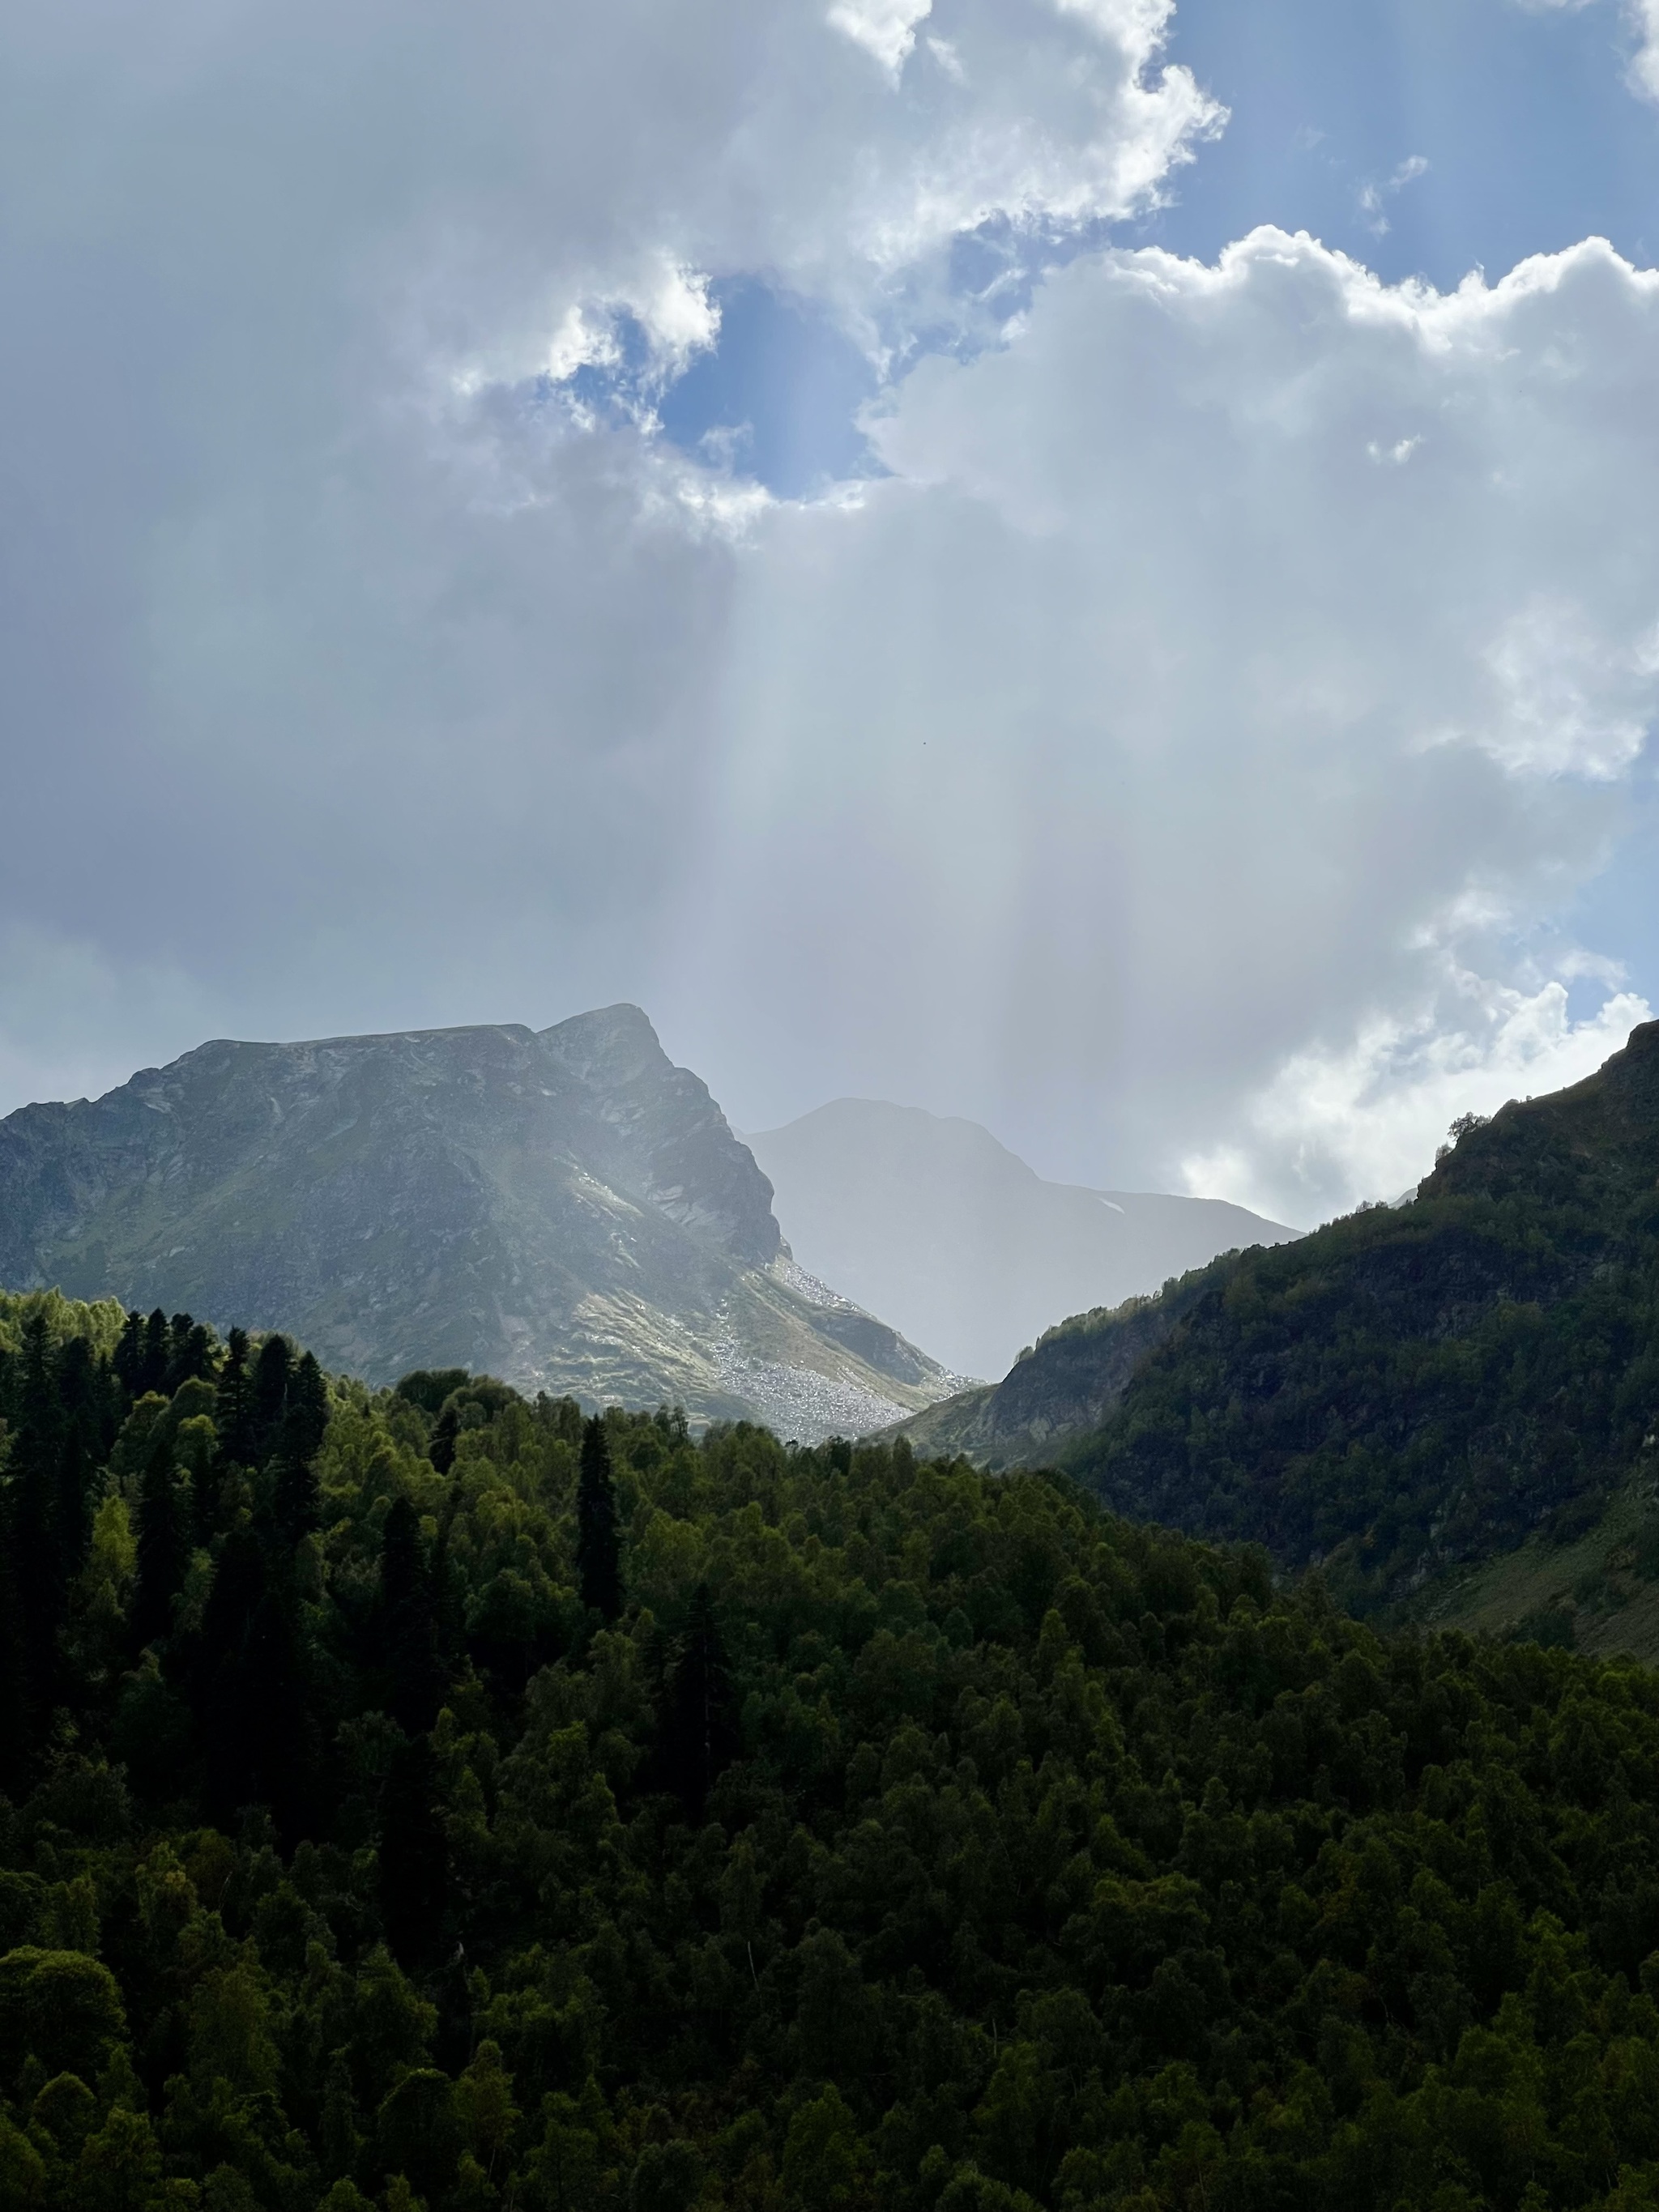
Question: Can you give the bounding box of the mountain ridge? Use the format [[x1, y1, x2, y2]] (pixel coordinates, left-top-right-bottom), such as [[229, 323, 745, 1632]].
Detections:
[[746, 1095, 1299, 1382], [0, 1005, 953, 1436], [894, 1016, 1659, 1628]]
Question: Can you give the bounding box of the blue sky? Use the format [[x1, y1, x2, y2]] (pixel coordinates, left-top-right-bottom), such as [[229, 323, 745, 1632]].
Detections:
[[663, 0, 1659, 479]]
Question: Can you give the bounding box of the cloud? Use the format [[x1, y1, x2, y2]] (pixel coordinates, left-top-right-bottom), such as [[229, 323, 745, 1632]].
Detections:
[[830, 0, 934, 77], [1512, 0, 1659, 103], [0, 4, 1656, 1243], [1358, 154, 1430, 237], [1182, 977, 1653, 1221], [667, 232, 1659, 1217]]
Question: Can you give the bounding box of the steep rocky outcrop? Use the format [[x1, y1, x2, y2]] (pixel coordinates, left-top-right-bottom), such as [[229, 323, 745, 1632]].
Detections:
[[0, 1006, 952, 1435]]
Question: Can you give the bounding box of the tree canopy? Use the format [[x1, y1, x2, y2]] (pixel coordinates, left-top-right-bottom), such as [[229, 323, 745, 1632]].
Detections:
[[6, 1289, 1659, 2209]]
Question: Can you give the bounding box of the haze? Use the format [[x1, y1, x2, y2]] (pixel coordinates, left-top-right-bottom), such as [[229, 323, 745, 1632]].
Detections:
[[3, 0, 1659, 1222]]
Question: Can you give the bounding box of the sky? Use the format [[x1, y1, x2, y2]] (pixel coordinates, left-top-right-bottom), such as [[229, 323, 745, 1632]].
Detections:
[[2, 0, 1659, 1226]]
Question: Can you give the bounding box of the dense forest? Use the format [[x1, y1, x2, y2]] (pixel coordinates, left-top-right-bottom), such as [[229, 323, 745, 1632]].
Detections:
[[1062, 1020, 1659, 1610], [11, 1291, 1659, 2210]]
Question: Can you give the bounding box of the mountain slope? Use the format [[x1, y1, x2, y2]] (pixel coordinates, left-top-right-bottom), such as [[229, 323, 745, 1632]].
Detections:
[[897, 1016, 1659, 1613], [0, 1007, 952, 1434], [745, 1097, 1299, 1381]]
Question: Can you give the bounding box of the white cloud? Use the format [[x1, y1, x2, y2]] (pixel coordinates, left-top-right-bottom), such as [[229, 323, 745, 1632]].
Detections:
[[1358, 153, 1430, 237], [1182, 977, 1652, 1221], [1512, 0, 1659, 102], [1631, 0, 1659, 95], [830, 0, 933, 77], [0, 2, 1656, 1254], [665, 232, 1659, 1217]]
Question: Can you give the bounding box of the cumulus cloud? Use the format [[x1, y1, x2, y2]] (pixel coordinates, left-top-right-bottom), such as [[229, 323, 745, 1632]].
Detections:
[[0, 1, 1656, 1238], [1182, 978, 1654, 1221], [668, 233, 1659, 1217]]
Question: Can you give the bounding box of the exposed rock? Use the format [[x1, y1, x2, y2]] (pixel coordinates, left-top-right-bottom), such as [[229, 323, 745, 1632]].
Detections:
[[0, 1006, 953, 1437]]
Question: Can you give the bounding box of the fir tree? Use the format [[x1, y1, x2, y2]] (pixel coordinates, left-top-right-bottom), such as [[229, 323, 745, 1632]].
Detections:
[[141, 1308, 170, 1395], [380, 1497, 441, 1734], [274, 1350, 328, 1540], [113, 1308, 146, 1398], [429, 1400, 460, 1477], [577, 1416, 622, 1622], [10, 1310, 66, 1741], [131, 1429, 186, 1652], [216, 1327, 256, 1464], [662, 1583, 737, 1819], [379, 1736, 450, 1967], [251, 1332, 292, 1451]]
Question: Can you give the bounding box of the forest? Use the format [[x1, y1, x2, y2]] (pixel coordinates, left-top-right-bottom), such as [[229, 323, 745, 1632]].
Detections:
[[8, 1288, 1659, 2211], [1064, 1022, 1659, 1612]]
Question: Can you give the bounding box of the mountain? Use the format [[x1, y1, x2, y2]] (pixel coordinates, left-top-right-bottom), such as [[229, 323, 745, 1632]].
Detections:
[[744, 1097, 1299, 1381], [897, 1016, 1659, 1629], [0, 1006, 953, 1436]]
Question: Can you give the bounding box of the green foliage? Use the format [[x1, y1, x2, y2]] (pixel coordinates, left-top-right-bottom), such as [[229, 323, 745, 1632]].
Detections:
[[1068, 1021, 1659, 1608], [14, 1298, 1659, 2209]]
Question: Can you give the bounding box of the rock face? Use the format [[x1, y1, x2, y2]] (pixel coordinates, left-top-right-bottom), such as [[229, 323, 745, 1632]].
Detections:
[[746, 1097, 1299, 1382], [0, 1007, 953, 1435]]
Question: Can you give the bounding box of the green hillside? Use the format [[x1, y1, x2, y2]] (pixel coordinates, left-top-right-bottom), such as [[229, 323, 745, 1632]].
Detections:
[[11, 1292, 1659, 2208], [893, 1019, 1659, 1633]]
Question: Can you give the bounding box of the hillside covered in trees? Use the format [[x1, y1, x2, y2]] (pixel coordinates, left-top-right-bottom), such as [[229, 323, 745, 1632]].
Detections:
[[900, 1018, 1659, 1634], [7, 1293, 1659, 2208]]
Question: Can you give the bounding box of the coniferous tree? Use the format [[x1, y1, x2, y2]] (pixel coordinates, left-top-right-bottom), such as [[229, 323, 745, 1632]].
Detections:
[[663, 1583, 737, 1819], [577, 1416, 622, 1622], [196, 1523, 267, 1818], [251, 1332, 292, 1452], [216, 1326, 256, 1464], [164, 1316, 215, 1392], [10, 1310, 66, 1741], [274, 1350, 328, 1540], [240, 1573, 318, 1845], [113, 1308, 146, 1398], [141, 1307, 170, 1394], [131, 1429, 186, 1652], [429, 1400, 460, 1477], [379, 1735, 450, 1966], [380, 1496, 441, 1734]]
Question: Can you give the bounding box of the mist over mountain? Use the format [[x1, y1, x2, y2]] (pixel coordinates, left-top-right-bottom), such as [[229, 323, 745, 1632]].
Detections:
[[898, 1018, 1659, 1645], [746, 1097, 1299, 1382], [0, 1006, 952, 1436]]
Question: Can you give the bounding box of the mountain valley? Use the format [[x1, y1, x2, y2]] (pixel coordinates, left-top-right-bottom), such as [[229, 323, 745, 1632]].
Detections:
[[747, 1097, 1299, 1382]]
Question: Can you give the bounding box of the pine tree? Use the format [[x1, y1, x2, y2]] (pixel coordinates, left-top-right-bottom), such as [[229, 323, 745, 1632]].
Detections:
[[576, 1417, 622, 1622]]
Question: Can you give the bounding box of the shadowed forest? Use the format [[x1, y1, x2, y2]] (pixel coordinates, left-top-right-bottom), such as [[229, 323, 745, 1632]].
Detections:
[[6, 1290, 1659, 2210]]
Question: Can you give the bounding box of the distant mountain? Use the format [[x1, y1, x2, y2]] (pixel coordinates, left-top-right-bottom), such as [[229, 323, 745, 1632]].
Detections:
[[896, 1017, 1659, 1629], [0, 1007, 953, 1437], [744, 1098, 1299, 1382]]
